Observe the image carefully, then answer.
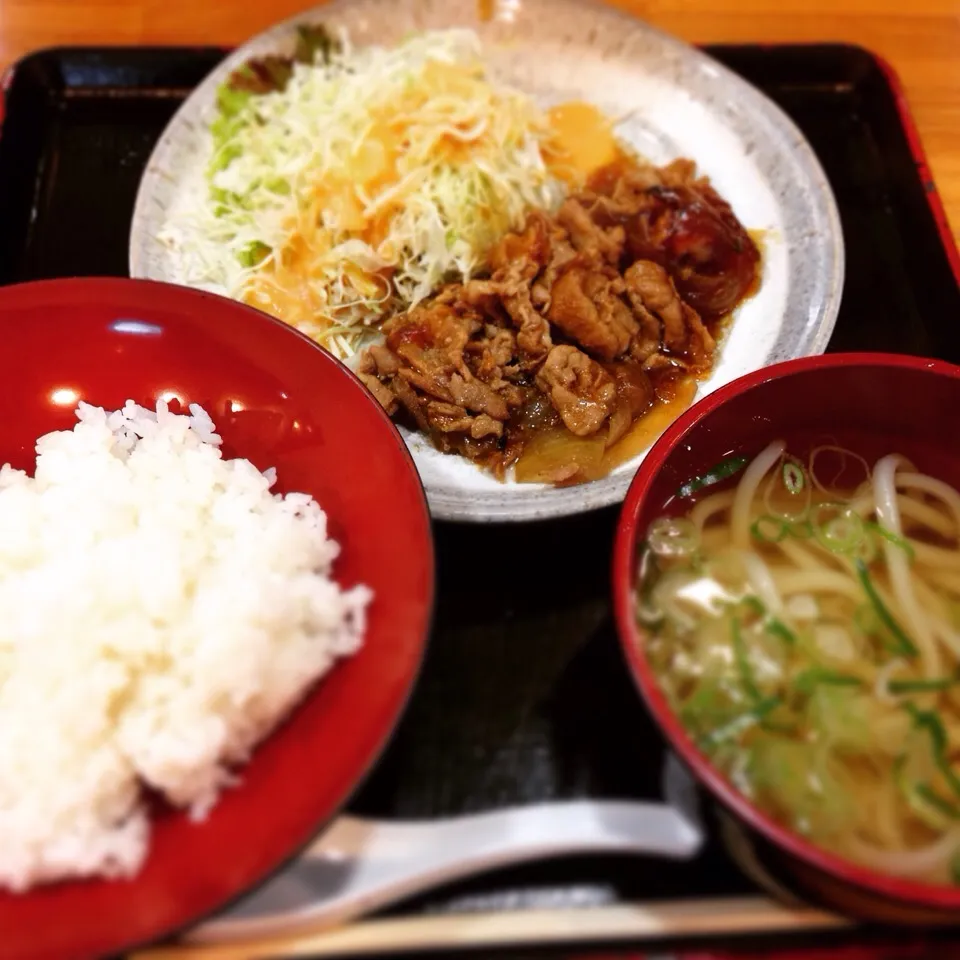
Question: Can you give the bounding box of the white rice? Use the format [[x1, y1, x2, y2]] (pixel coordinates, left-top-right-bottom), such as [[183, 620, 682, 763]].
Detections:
[[0, 400, 371, 892]]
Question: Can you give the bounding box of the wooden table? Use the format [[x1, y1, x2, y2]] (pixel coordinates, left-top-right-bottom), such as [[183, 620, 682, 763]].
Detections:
[[1, 0, 959, 244]]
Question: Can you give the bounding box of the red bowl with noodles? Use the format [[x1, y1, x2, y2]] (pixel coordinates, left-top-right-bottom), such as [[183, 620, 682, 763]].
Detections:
[[612, 352, 960, 924], [0, 278, 433, 960]]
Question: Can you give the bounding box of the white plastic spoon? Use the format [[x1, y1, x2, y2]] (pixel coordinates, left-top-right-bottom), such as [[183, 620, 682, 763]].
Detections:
[[188, 797, 703, 944]]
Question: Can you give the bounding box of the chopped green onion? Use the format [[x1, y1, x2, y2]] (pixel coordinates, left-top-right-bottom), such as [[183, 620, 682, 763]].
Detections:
[[889, 676, 959, 694], [731, 617, 761, 702], [738, 595, 795, 645], [741, 595, 766, 617], [915, 784, 960, 820], [905, 703, 960, 802], [677, 454, 749, 499], [850, 532, 880, 564], [751, 515, 789, 543], [813, 506, 866, 556], [866, 521, 916, 560], [895, 756, 960, 828], [782, 461, 805, 495], [679, 680, 726, 727], [766, 618, 797, 646], [701, 695, 784, 748], [787, 519, 815, 539], [795, 667, 863, 695], [855, 559, 919, 657], [906, 703, 949, 751], [678, 682, 755, 742]]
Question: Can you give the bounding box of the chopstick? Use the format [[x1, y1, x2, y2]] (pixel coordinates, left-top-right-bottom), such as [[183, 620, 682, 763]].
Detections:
[[131, 897, 848, 960]]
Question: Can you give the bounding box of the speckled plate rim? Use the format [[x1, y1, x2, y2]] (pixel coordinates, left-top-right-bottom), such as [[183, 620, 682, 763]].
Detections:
[[129, 0, 845, 524]]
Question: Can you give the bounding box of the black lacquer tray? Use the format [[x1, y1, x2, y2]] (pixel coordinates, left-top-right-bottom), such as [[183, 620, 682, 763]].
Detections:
[[2, 42, 960, 959]]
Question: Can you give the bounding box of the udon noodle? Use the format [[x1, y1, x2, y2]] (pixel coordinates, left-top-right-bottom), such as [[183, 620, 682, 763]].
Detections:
[[639, 440, 960, 885]]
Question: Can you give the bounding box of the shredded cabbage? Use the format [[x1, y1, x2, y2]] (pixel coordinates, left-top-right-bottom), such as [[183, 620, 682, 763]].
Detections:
[[161, 29, 567, 358]]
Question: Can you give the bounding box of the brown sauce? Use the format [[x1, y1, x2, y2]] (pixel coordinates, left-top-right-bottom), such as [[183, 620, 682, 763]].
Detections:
[[357, 154, 761, 488], [513, 375, 696, 484], [602, 376, 698, 471]]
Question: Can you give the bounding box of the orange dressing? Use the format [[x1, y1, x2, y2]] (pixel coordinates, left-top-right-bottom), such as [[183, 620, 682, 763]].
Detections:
[[241, 281, 304, 324], [544, 101, 622, 184], [240, 81, 626, 348], [245, 115, 410, 333]]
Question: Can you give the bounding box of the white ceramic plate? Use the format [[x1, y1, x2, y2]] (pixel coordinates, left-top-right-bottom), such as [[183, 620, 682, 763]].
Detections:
[[129, 0, 844, 523]]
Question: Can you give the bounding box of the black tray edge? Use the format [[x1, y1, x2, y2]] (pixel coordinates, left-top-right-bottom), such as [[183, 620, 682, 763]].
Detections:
[[852, 48, 960, 289], [1, 38, 960, 960], [2, 39, 959, 293]]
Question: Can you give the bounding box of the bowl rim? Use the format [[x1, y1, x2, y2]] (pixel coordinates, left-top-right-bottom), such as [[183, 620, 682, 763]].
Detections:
[[127, 0, 846, 524], [612, 350, 960, 910], [0, 275, 437, 960]]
